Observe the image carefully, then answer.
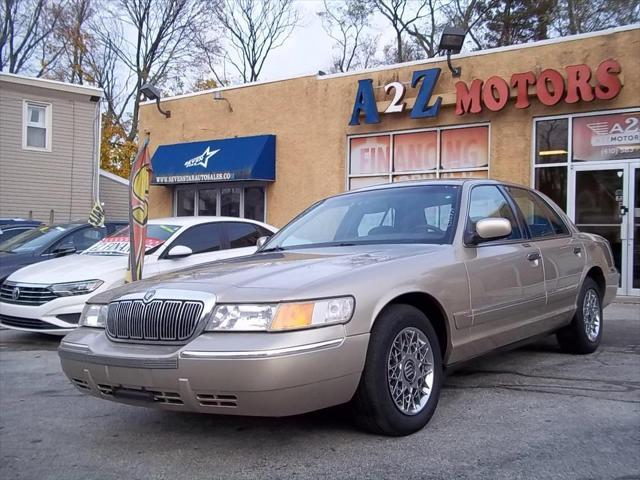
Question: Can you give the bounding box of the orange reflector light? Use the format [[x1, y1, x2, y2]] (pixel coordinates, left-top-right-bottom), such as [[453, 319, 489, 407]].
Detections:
[[270, 303, 314, 331]]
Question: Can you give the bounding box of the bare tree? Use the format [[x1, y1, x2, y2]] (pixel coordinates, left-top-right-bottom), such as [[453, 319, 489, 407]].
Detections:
[[318, 0, 379, 73], [207, 0, 300, 84], [372, 0, 428, 63], [441, 0, 497, 50], [95, 0, 206, 141], [554, 0, 640, 35], [0, 0, 65, 75]]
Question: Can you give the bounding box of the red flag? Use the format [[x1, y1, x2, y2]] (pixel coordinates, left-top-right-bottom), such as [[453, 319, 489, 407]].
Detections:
[[126, 138, 152, 283]]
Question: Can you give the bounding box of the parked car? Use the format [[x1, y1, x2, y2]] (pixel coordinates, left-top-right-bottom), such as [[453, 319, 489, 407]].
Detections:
[[0, 219, 43, 243], [0, 221, 126, 284], [58, 180, 617, 436], [0, 217, 276, 334]]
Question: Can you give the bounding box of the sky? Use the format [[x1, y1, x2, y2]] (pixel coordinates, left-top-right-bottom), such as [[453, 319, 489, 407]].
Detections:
[[256, 0, 392, 81]]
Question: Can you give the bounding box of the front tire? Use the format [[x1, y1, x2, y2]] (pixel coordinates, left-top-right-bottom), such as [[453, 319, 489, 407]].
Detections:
[[352, 304, 442, 436], [557, 277, 603, 354]]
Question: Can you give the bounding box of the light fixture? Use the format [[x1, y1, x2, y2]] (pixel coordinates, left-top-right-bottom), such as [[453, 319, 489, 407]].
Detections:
[[213, 90, 233, 112], [140, 83, 171, 118], [438, 26, 467, 77], [539, 150, 568, 156]]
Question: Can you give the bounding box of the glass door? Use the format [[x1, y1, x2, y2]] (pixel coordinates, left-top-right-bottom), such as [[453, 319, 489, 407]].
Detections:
[[570, 162, 637, 296], [629, 163, 640, 296]]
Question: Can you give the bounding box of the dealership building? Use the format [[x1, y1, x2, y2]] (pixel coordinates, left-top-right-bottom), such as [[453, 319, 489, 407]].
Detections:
[[140, 25, 639, 296]]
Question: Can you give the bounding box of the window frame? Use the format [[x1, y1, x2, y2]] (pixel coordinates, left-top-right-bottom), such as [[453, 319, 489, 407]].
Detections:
[[346, 122, 491, 191], [173, 182, 267, 222], [531, 107, 640, 213], [22, 100, 52, 152]]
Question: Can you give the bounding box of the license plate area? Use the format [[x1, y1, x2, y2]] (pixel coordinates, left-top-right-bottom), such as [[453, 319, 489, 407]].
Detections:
[[112, 387, 155, 402]]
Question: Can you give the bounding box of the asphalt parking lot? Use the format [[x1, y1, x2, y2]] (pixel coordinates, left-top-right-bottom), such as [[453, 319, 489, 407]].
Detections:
[[1, 303, 639, 480]]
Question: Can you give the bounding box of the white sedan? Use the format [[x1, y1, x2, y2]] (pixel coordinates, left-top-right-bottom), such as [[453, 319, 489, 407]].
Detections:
[[0, 216, 276, 334]]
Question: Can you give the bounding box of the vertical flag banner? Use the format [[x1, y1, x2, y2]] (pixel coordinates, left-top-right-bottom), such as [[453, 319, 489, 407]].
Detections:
[[88, 200, 105, 227], [126, 137, 152, 283]]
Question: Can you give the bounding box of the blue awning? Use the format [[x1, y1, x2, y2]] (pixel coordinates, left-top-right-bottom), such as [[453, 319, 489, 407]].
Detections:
[[151, 134, 275, 184]]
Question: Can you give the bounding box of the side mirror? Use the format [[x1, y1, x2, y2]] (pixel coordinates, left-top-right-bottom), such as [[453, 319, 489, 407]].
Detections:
[[474, 218, 512, 243], [51, 246, 76, 257], [166, 245, 193, 259], [256, 236, 270, 248]]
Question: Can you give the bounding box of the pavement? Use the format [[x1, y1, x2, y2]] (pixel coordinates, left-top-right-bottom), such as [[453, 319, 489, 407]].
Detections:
[[0, 303, 639, 480]]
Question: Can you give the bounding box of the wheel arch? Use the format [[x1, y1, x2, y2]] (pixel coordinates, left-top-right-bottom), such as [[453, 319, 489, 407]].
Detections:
[[379, 292, 451, 362], [585, 265, 606, 298]]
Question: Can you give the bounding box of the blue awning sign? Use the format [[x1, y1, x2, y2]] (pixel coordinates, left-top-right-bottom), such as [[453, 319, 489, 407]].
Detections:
[[151, 134, 275, 184]]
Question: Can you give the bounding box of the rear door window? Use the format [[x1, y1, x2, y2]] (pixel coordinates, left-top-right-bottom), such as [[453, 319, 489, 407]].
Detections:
[[226, 222, 263, 248], [507, 187, 569, 238]]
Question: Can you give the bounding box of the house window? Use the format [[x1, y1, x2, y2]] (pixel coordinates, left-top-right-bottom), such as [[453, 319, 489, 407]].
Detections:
[[348, 124, 490, 190], [23, 101, 51, 151]]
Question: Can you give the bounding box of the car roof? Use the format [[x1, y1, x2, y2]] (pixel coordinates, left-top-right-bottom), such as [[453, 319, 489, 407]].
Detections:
[[148, 216, 267, 227]]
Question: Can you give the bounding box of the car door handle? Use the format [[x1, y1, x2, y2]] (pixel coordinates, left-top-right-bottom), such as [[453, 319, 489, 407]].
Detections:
[[573, 247, 582, 255], [527, 252, 541, 262]]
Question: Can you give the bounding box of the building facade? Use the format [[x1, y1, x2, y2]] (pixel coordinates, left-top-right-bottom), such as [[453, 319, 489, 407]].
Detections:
[[0, 73, 128, 223], [140, 26, 639, 295]]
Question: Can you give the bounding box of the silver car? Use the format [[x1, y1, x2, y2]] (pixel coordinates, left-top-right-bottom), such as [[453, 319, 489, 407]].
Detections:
[[59, 180, 618, 436]]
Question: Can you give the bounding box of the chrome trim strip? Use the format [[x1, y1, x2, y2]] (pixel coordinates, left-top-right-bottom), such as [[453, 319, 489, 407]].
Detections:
[[58, 347, 178, 369], [180, 338, 345, 360]]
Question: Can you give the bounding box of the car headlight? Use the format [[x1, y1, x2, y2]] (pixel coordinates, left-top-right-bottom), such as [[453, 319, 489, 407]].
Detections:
[[49, 280, 103, 296], [79, 304, 109, 328], [206, 297, 355, 332]]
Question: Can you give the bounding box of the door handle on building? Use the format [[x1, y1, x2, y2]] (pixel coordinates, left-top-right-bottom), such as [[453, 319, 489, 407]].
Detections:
[[620, 205, 628, 216]]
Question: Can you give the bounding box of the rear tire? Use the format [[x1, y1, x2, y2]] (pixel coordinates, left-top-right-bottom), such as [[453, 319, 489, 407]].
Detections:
[[557, 277, 603, 354], [352, 304, 442, 436]]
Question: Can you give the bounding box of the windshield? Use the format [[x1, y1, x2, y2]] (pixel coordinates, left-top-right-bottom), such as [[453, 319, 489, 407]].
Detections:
[[264, 185, 460, 251], [0, 224, 82, 253], [82, 224, 180, 256]]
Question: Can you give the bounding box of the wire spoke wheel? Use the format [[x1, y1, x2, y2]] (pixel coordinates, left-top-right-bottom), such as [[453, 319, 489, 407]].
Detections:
[[583, 289, 601, 342], [387, 327, 434, 415]]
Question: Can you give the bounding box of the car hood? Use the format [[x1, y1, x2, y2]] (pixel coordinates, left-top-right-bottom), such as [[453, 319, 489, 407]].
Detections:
[[0, 251, 37, 282], [89, 244, 446, 304], [7, 254, 131, 284]]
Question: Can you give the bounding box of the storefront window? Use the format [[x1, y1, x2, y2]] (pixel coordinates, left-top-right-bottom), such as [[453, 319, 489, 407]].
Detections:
[[244, 186, 265, 221], [176, 188, 195, 216], [440, 127, 489, 170], [198, 188, 217, 216], [573, 112, 640, 162], [535, 166, 567, 211], [393, 131, 437, 172], [535, 119, 568, 164], [220, 188, 241, 217], [349, 136, 391, 174], [348, 125, 489, 190], [174, 184, 265, 221]]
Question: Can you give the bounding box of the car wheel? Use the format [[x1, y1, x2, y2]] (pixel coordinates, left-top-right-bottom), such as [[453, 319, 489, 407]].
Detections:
[[352, 304, 442, 436], [557, 277, 603, 354]]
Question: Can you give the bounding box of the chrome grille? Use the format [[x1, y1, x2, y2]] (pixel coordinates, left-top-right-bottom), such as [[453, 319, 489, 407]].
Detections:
[[106, 299, 204, 343], [0, 282, 58, 306]]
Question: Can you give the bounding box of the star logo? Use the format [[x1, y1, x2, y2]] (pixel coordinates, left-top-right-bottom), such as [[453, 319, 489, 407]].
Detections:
[[184, 146, 220, 169]]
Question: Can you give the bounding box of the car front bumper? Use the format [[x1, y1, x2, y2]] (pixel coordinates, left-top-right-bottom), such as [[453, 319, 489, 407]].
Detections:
[[0, 294, 92, 334], [59, 326, 369, 417]]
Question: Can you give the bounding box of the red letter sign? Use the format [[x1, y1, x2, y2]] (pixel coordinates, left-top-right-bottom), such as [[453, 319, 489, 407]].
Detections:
[[510, 72, 536, 109], [537, 69, 565, 106], [483, 76, 510, 111], [595, 59, 622, 100], [455, 79, 482, 115], [565, 64, 594, 103]]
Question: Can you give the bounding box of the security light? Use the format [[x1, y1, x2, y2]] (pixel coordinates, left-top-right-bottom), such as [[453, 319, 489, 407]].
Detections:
[[438, 26, 467, 77], [140, 83, 171, 118]]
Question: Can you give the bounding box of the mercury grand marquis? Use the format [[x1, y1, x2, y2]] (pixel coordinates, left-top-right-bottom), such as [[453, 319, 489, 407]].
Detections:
[[59, 180, 618, 436]]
